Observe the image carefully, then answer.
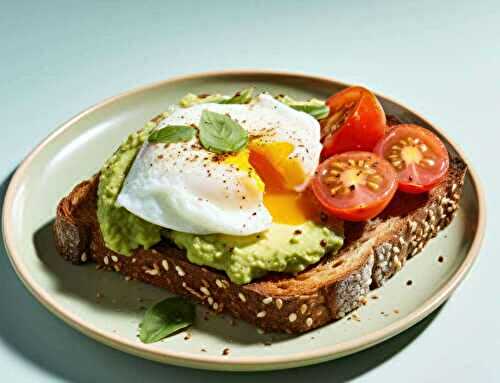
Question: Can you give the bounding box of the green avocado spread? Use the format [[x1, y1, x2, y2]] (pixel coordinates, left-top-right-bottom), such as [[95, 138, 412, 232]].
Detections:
[[96, 114, 169, 255], [96, 93, 344, 284], [168, 222, 343, 285]]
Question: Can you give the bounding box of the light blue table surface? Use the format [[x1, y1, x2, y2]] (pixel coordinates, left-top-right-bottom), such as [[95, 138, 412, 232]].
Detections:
[[1, 1, 499, 381]]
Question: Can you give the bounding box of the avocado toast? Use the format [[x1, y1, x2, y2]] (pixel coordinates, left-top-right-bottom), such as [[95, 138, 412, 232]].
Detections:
[[53, 88, 466, 334]]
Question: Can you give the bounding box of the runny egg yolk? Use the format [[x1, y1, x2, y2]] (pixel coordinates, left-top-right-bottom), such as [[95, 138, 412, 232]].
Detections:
[[224, 141, 318, 225]]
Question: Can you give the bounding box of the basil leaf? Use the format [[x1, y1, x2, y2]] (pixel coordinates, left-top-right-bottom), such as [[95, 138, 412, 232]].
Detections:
[[139, 297, 195, 344], [148, 125, 196, 144], [276, 95, 330, 120], [199, 110, 248, 153], [220, 87, 254, 104]]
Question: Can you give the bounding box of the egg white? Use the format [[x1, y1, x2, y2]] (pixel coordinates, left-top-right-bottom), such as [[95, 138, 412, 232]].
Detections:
[[117, 94, 321, 235]]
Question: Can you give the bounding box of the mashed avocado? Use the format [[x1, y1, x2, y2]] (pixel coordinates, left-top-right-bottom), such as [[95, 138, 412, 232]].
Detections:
[[96, 114, 169, 255], [96, 92, 344, 283], [168, 221, 343, 285]]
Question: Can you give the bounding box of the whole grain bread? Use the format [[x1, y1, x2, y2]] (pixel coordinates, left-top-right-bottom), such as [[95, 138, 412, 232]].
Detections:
[[53, 155, 466, 333]]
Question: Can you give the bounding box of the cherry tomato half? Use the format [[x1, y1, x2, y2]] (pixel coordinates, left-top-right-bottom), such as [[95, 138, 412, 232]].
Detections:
[[312, 151, 398, 221], [373, 124, 449, 193], [321, 86, 386, 158]]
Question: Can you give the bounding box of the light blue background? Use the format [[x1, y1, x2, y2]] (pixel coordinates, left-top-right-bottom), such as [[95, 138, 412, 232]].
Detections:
[[1, 0, 498, 381]]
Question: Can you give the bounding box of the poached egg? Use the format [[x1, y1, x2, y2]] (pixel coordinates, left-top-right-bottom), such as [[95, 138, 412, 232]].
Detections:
[[117, 94, 322, 235]]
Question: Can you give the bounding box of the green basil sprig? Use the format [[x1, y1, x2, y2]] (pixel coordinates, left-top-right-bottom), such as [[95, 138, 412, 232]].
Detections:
[[148, 125, 196, 144], [139, 297, 195, 344], [199, 110, 248, 153], [275, 95, 330, 120]]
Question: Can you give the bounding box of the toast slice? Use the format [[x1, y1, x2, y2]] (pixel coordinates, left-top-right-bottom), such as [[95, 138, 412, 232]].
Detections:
[[53, 155, 466, 333]]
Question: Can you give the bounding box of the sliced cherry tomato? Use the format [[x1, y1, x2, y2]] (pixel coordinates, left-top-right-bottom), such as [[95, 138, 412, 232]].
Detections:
[[312, 151, 398, 221], [374, 124, 449, 193], [321, 86, 386, 158]]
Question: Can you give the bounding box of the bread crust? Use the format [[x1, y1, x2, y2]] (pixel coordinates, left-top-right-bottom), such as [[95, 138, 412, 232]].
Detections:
[[53, 159, 466, 333]]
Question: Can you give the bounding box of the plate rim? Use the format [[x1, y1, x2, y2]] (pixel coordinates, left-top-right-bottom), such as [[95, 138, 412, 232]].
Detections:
[[2, 69, 486, 371]]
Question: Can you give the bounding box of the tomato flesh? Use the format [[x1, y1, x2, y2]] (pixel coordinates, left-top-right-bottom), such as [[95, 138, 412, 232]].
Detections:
[[312, 151, 398, 221], [321, 87, 386, 158], [374, 124, 449, 193]]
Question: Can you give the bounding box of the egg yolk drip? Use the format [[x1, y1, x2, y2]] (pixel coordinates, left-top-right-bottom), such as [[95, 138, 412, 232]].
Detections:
[[224, 149, 265, 193], [225, 141, 318, 225]]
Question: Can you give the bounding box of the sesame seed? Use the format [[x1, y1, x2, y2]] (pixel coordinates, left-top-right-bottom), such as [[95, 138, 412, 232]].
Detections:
[[113, 265, 120, 272], [262, 297, 273, 305], [161, 260, 169, 271], [103, 256, 109, 265], [257, 328, 265, 334], [145, 268, 159, 276], [399, 237, 406, 246], [238, 293, 246, 302], [392, 246, 400, 254], [275, 298, 283, 309], [257, 311, 267, 318], [394, 257, 402, 270], [409, 221, 417, 233], [200, 287, 210, 296], [111, 255, 118, 263], [215, 279, 223, 288], [300, 304, 308, 314], [80, 253, 88, 262], [131, 258, 136, 263], [175, 265, 186, 277], [306, 317, 313, 327], [289, 313, 297, 322], [208, 297, 214, 305], [451, 183, 457, 192], [213, 303, 219, 310]]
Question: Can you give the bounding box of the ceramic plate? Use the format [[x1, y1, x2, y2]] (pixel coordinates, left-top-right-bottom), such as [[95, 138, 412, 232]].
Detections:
[[2, 71, 485, 371]]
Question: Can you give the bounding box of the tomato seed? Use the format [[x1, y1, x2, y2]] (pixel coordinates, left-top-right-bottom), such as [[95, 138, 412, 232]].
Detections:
[[419, 144, 428, 152]]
